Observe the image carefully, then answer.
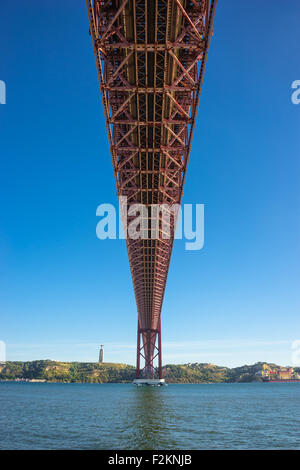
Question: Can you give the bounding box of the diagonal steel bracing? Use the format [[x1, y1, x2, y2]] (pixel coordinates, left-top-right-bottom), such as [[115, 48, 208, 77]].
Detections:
[[86, 0, 217, 379]]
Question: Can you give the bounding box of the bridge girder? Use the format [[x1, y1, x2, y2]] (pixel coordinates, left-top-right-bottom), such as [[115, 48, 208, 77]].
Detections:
[[86, 0, 217, 378]]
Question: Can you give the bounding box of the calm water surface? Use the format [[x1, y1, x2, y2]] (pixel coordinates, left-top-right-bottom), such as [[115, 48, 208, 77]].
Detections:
[[0, 382, 299, 449]]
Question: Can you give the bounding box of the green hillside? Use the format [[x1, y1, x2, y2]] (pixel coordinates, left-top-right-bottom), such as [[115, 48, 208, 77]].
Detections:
[[0, 361, 136, 383], [1, 360, 298, 383]]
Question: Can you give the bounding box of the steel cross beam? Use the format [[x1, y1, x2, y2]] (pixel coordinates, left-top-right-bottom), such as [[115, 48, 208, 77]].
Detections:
[[86, 0, 217, 379]]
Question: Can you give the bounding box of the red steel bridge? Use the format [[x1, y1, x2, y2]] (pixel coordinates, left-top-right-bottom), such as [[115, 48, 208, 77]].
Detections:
[[86, 0, 217, 381]]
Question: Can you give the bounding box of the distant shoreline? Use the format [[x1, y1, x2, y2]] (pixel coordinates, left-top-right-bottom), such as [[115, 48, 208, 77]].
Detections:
[[1, 379, 300, 385], [1, 360, 299, 384]]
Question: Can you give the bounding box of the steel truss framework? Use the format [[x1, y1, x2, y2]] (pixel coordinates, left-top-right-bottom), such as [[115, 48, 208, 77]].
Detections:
[[86, 0, 216, 378]]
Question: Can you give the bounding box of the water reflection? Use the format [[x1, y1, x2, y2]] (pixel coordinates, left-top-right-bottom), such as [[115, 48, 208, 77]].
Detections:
[[125, 386, 178, 449]]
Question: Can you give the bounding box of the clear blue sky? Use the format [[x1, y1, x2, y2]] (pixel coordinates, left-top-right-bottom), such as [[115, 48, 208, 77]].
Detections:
[[0, 1, 299, 367]]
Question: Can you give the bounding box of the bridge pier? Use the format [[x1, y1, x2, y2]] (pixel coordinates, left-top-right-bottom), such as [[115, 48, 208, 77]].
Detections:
[[136, 317, 163, 381], [133, 378, 166, 386]]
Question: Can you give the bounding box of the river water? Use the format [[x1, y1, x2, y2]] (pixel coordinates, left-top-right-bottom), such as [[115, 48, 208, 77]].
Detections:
[[0, 382, 299, 449]]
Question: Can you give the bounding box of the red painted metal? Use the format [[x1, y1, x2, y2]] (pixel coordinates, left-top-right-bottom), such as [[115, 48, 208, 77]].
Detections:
[[86, 0, 217, 379], [136, 318, 141, 378]]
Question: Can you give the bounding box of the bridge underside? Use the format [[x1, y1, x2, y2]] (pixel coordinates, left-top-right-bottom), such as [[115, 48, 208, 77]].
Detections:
[[86, 0, 216, 378]]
